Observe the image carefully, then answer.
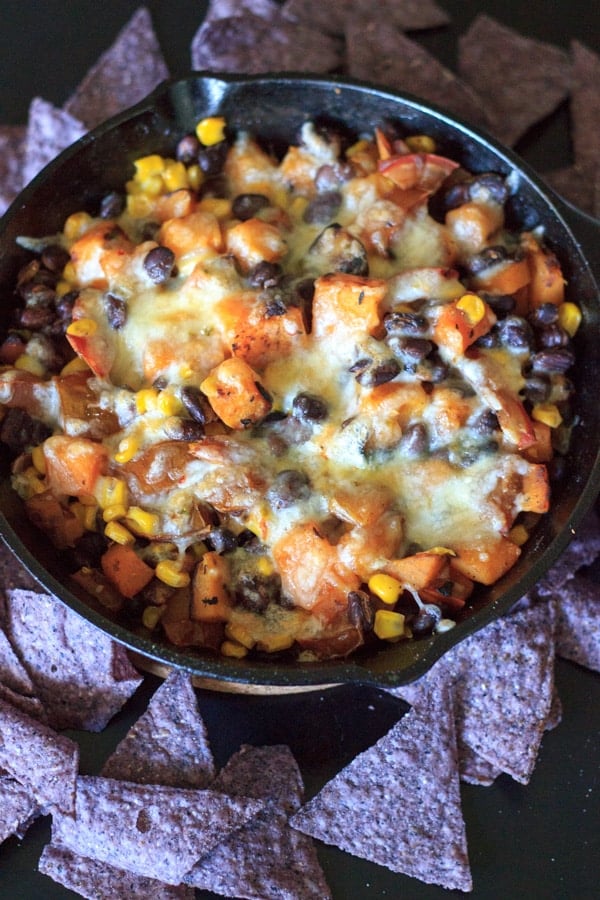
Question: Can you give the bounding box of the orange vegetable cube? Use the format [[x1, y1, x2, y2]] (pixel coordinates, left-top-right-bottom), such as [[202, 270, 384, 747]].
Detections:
[[433, 297, 496, 356], [225, 218, 287, 273], [452, 537, 521, 585], [158, 210, 223, 257], [101, 543, 154, 598], [191, 551, 232, 622], [200, 357, 272, 429], [43, 435, 108, 497], [312, 273, 387, 339]]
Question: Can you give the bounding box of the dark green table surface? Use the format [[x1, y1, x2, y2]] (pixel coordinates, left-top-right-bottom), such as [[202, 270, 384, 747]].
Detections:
[[0, 3, 599, 898]]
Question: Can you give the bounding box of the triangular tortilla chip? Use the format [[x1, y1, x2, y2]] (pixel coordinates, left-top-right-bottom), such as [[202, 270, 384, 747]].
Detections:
[[38, 844, 195, 899], [101, 671, 215, 788], [22, 97, 85, 186], [0, 697, 79, 817], [190, 12, 341, 74], [51, 774, 264, 885], [554, 575, 600, 672], [291, 681, 472, 892], [186, 744, 332, 899], [0, 125, 26, 216], [345, 21, 490, 130], [282, 0, 450, 36], [64, 7, 169, 129], [458, 14, 572, 146], [6, 589, 143, 732], [0, 774, 40, 845], [535, 508, 600, 597]]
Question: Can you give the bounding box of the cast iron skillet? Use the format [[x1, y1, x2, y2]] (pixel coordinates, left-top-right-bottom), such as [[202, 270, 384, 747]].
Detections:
[[1, 73, 599, 689]]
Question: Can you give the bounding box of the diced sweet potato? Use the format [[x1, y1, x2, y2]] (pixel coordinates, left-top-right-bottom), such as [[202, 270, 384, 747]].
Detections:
[[200, 357, 272, 429], [225, 218, 287, 273], [445, 201, 504, 256], [527, 243, 565, 307], [25, 491, 85, 549], [311, 273, 387, 339], [191, 551, 232, 622], [518, 464, 550, 513], [451, 537, 521, 585], [229, 305, 306, 369], [384, 552, 449, 590], [101, 543, 154, 598], [471, 257, 531, 295], [158, 210, 223, 258], [43, 435, 108, 497], [433, 297, 496, 356]]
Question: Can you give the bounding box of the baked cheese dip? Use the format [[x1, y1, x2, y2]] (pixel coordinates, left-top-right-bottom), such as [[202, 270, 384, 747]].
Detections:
[[0, 117, 579, 661]]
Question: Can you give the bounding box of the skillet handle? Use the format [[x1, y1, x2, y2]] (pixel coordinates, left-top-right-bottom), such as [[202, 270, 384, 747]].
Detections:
[[554, 199, 600, 287]]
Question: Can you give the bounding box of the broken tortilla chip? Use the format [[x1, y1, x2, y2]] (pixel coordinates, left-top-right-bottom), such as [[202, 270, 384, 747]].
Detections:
[[22, 97, 85, 186]]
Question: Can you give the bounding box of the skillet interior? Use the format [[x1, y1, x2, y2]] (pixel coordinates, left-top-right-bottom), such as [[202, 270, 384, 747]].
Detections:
[[1, 73, 599, 688]]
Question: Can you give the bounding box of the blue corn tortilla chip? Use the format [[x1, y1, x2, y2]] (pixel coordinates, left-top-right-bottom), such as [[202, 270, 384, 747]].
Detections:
[[291, 681, 472, 892], [554, 575, 600, 672], [458, 14, 572, 147], [345, 20, 490, 130], [22, 97, 85, 186], [64, 7, 169, 130], [0, 774, 40, 844], [0, 627, 36, 697], [101, 671, 215, 788], [534, 508, 600, 597], [38, 844, 195, 900], [0, 125, 26, 215], [282, 0, 450, 36], [6, 589, 143, 732], [204, 0, 281, 22], [0, 697, 78, 817], [190, 12, 342, 75], [185, 744, 332, 899], [51, 774, 264, 885]]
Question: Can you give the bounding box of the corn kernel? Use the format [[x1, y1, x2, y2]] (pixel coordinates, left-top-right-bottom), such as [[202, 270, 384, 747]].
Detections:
[[125, 506, 160, 537], [21, 467, 46, 496], [186, 164, 203, 191], [405, 134, 437, 153], [198, 196, 232, 219], [196, 116, 226, 146], [157, 390, 183, 416], [14, 354, 45, 377], [104, 521, 135, 545], [289, 196, 309, 220], [72, 501, 98, 531], [368, 572, 402, 605], [427, 546, 456, 556], [62, 261, 77, 283], [134, 154, 165, 180], [509, 524, 529, 546], [256, 556, 275, 577], [114, 435, 140, 464], [60, 356, 90, 375], [456, 293, 486, 325], [220, 639, 249, 659], [138, 173, 165, 197], [532, 402, 563, 429], [102, 503, 128, 523], [558, 302, 581, 337], [63, 211, 93, 241], [373, 609, 406, 641], [95, 475, 128, 509], [126, 193, 155, 219], [155, 560, 191, 588], [162, 160, 189, 192], [256, 633, 295, 653], [225, 622, 256, 649], [135, 387, 159, 414], [142, 605, 163, 630], [66, 318, 98, 338], [31, 444, 46, 474], [55, 279, 73, 298]]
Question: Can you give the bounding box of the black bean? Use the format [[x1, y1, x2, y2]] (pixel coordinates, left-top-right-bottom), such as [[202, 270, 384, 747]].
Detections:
[[104, 292, 127, 330], [399, 422, 429, 456], [41, 244, 70, 273], [143, 246, 175, 284], [26, 334, 65, 372], [99, 191, 125, 219], [348, 590, 375, 631], [482, 292, 515, 316], [411, 604, 442, 635], [0, 408, 51, 454], [204, 527, 238, 554], [18, 305, 56, 330], [464, 244, 509, 275], [472, 408, 499, 435], [468, 172, 508, 205], [292, 392, 328, 422], [530, 302, 559, 326], [266, 469, 311, 509], [20, 281, 55, 307], [180, 385, 208, 424], [247, 261, 282, 289], [232, 193, 270, 221], [303, 191, 342, 225], [307, 224, 368, 276], [54, 290, 78, 325], [531, 347, 575, 374], [383, 311, 428, 336], [235, 572, 281, 613], [474, 329, 500, 349], [524, 374, 551, 404], [264, 296, 287, 318], [498, 315, 533, 350], [315, 161, 354, 191], [387, 336, 433, 364], [353, 358, 400, 387], [70, 531, 108, 569], [536, 323, 569, 349], [197, 140, 228, 176], [163, 416, 205, 441], [176, 133, 200, 164]]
